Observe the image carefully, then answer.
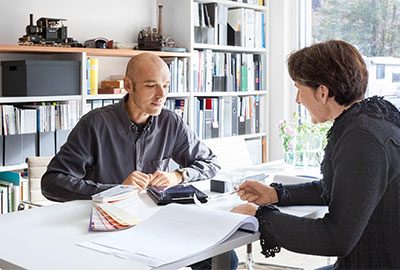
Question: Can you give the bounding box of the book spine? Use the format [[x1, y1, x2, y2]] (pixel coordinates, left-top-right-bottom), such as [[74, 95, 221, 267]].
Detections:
[[89, 58, 99, 95], [86, 58, 91, 95]]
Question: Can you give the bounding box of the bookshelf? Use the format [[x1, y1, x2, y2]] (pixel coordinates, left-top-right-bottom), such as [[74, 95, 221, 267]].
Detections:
[[162, 0, 269, 163], [0, 0, 269, 212], [0, 45, 191, 171]]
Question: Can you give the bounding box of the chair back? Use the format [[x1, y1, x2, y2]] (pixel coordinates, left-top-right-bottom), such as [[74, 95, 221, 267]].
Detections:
[[26, 156, 53, 205], [203, 137, 253, 172]]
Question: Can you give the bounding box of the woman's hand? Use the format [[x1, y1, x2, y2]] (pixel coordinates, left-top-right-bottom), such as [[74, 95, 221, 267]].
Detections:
[[231, 203, 258, 216], [236, 180, 279, 205]]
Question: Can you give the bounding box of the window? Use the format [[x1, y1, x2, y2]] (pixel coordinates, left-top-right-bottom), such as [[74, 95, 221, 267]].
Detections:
[[393, 73, 400, 82], [308, 0, 400, 109], [376, 64, 386, 80], [311, 0, 400, 57]]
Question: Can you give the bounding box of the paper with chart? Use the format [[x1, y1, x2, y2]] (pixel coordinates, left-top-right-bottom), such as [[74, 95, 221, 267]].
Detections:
[[79, 203, 258, 267]]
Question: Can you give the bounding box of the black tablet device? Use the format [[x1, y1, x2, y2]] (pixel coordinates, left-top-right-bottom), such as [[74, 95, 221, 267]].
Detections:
[[147, 184, 208, 205]]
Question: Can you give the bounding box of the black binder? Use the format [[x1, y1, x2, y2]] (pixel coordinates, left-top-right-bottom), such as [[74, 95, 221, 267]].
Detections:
[[147, 184, 208, 205]]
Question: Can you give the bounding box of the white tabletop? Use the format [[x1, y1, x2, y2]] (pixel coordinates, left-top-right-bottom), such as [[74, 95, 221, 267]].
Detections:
[[0, 163, 327, 270], [0, 192, 260, 270]]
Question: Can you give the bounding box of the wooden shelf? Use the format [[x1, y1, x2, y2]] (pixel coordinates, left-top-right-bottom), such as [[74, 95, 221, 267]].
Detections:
[[193, 43, 267, 53], [85, 92, 190, 100], [0, 95, 82, 104], [0, 163, 28, 172], [0, 44, 191, 58], [192, 90, 267, 97], [195, 0, 266, 11], [85, 94, 125, 100]]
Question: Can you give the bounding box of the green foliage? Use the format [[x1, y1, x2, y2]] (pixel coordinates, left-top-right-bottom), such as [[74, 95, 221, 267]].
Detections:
[[278, 113, 332, 167], [278, 113, 332, 153], [313, 0, 400, 57]]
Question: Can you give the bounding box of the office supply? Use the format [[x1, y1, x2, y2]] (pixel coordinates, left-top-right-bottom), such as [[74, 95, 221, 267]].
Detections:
[[90, 187, 141, 231], [147, 184, 208, 205], [210, 173, 268, 194], [92, 185, 138, 203], [89, 58, 99, 95], [79, 203, 259, 268], [38, 131, 56, 156], [273, 174, 320, 185], [3, 134, 23, 165], [90, 199, 140, 231], [210, 179, 229, 193], [1, 60, 80, 96]]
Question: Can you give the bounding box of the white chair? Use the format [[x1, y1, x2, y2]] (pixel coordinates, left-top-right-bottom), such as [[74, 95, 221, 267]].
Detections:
[[18, 156, 55, 210], [203, 136, 253, 172], [203, 137, 301, 270]]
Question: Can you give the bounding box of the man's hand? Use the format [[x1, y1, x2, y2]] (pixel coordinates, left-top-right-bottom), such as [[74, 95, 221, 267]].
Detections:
[[149, 170, 182, 187], [236, 180, 279, 205], [122, 171, 153, 190], [231, 203, 258, 216]]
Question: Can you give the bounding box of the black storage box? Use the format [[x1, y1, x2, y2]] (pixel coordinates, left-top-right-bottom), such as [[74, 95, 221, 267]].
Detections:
[[1, 60, 80, 96]]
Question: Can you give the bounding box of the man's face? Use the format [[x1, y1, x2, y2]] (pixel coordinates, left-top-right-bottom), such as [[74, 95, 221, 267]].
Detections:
[[126, 64, 170, 118]]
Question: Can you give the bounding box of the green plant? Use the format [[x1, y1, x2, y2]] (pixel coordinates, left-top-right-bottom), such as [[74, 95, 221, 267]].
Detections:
[[278, 113, 332, 166]]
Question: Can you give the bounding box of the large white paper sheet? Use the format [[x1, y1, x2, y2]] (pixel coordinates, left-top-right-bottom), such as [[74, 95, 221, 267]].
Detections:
[[79, 203, 258, 267]]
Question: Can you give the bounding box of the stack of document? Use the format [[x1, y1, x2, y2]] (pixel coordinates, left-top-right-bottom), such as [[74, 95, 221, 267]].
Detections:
[[80, 203, 259, 267], [89, 186, 140, 231]]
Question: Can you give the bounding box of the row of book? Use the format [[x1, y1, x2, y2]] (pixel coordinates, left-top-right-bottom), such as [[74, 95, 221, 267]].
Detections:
[[85, 98, 189, 124], [194, 96, 262, 140], [193, 50, 265, 92], [0, 129, 71, 166], [85, 57, 189, 96], [234, 0, 264, 5], [85, 99, 120, 114], [164, 99, 188, 123], [0, 171, 28, 214], [1, 101, 81, 136], [193, 2, 265, 48], [163, 58, 188, 94]]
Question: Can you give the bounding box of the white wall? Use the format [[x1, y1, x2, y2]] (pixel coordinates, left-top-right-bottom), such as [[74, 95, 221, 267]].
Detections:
[[0, 0, 157, 44]]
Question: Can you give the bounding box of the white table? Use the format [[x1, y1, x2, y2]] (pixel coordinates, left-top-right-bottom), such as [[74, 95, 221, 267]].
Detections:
[[0, 163, 327, 270], [0, 193, 261, 270]]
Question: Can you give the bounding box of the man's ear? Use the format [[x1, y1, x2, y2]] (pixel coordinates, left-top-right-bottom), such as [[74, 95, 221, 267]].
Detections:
[[319, 85, 330, 104], [124, 77, 134, 93]]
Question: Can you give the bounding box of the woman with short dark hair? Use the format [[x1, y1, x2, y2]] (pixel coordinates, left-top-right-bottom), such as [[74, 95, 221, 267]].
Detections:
[[233, 40, 400, 269]]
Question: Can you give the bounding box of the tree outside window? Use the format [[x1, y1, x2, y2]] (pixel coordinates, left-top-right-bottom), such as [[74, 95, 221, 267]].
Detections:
[[310, 0, 400, 109]]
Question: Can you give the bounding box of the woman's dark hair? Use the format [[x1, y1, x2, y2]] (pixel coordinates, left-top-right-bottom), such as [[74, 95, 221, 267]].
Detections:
[[287, 40, 368, 106]]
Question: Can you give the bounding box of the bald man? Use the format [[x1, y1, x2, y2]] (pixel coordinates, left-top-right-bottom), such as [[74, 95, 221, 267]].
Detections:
[[41, 53, 220, 201]]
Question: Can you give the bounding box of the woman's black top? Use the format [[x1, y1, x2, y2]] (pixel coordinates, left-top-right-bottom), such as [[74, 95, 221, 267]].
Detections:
[[257, 96, 400, 269]]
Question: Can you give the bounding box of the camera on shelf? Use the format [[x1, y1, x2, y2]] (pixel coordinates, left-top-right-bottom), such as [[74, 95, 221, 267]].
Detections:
[[137, 4, 185, 52], [18, 14, 82, 47], [84, 37, 109, 49], [137, 27, 176, 51]]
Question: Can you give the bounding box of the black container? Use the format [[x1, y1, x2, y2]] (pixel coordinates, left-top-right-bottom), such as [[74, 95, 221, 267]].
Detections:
[[1, 60, 80, 96]]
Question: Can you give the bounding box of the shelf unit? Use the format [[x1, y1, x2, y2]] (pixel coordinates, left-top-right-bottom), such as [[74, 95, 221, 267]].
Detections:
[[0, 45, 191, 170], [0, 0, 269, 169], [163, 0, 269, 162]]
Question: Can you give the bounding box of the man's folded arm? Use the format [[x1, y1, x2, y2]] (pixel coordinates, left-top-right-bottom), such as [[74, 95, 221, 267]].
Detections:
[[41, 119, 113, 202], [172, 121, 221, 181]]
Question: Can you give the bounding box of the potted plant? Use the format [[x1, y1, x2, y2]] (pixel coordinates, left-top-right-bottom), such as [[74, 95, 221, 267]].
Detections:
[[278, 113, 332, 167]]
